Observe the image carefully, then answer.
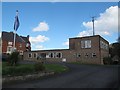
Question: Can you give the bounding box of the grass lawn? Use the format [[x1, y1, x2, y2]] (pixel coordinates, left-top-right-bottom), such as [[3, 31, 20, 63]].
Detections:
[[2, 62, 69, 76]]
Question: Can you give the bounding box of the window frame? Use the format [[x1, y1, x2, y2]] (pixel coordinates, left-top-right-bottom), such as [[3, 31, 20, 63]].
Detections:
[[28, 53, 32, 58], [81, 40, 91, 49], [33, 53, 38, 58], [55, 52, 62, 58]]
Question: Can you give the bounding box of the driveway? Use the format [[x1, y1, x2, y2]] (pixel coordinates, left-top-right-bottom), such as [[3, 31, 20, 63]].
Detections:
[[3, 63, 119, 88]]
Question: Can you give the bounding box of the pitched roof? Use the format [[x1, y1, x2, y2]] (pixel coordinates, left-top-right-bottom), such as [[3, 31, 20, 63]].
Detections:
[[20, 36, 30, 43], [2, 31, 25, 43]]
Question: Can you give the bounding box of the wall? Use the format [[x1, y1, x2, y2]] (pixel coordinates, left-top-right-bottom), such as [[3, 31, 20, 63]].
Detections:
[[23, 35, 109, 65], [2, 40, 26, 55]]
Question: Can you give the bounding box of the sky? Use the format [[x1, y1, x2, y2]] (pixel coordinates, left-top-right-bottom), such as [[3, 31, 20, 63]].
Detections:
[[2, 2, 119, 50]]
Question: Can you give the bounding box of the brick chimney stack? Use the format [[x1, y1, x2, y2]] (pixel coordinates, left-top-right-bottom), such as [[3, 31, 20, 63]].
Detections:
[[27, 35, 29, 40]]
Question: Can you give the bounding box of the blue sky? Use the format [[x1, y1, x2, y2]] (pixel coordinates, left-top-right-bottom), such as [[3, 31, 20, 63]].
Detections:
[[2, 2, 118, 50]]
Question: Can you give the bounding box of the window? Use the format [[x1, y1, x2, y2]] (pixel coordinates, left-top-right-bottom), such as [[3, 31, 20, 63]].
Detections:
[[49, 53, 54, 58], [8, 42, 12, 46], [28, 53, 32, 58], [19, 44, 22, 48], [81, 41, 85, 48], [81, 40, 91, 48], [85, 53, 89, 57], [33, 53, 37, 58], [100, 40, 109, 50], [19, 50, 23, 55], [56, 52, 62, 58], [92, 53, 96, 57], [7, 46, 13, 54], [76, 53, 81, 58]]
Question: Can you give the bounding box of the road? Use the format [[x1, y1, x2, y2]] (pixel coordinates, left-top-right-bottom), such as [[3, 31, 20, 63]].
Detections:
[[3, 63, 120, 88]]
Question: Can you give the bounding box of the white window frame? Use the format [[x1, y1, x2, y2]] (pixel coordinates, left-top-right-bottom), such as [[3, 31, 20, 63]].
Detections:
[[28, 53, 32, 58], [81, 40, 91, 48], [81, 41, 85, 48], [55, 52, 62, 58], [33, 53, 38, 58], [19, 50, 23, 55], [76, 53, 81, 58], [85, 53, 89, 58], [8, 42, 12, 46], [7, 46, 13, 54], [92, 53, 96, 57], [48, 52, 54, 58]]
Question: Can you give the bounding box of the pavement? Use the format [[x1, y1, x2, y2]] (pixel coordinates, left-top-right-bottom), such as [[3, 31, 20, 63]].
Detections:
[[2, 63, 120, 88]]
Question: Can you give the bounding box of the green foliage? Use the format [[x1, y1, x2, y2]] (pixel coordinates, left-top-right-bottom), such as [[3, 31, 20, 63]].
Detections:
[[2, 62, 69, 76], [103, 57, 112, 65], [2, 63, 35, 76], [110, 43, 120, 58], [34, 62, 45, 72], [9, 51, 19, 66]]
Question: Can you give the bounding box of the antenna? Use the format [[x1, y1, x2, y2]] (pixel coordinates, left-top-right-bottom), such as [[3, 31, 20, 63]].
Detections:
[[91, 16, 95, 36]]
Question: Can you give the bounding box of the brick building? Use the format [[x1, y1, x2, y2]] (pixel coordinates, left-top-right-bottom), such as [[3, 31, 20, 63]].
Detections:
[[23, 35, 109, 64], [2, 31, 31, 55]]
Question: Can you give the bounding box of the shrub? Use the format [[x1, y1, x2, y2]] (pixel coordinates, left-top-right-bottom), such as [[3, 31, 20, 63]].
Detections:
[[34, 62, 45, 72], [9, 51, 19, 66], [103, 57, 112, 65]]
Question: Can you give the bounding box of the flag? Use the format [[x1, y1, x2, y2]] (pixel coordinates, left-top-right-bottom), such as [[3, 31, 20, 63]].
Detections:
[[14, 11, 20, 31]]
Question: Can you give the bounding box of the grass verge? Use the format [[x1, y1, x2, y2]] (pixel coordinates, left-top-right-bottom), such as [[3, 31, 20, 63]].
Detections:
[[2, 62, 69, 76]]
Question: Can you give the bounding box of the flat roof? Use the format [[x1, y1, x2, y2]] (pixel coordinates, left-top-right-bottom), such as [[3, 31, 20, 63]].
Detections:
[[69, 35, 109, 43], [27, 49, 70, 52], [69, 35, 100, 39]]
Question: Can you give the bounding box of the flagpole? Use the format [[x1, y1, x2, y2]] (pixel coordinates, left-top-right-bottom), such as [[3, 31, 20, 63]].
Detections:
[[13, 30, 16, 51], [13, 10, 19, 52]]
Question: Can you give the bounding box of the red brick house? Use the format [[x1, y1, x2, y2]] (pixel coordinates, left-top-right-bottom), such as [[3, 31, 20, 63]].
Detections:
[[2, 31, 31, 55]]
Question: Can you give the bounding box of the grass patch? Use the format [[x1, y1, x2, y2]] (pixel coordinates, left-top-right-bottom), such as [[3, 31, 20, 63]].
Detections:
[[2, 62, 69, 76], [2, 63, 35, 76], [45, 64, 69, 74]]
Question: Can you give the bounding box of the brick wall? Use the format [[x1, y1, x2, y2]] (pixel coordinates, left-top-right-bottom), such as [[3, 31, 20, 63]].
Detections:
[[23, 35, 109, 64]]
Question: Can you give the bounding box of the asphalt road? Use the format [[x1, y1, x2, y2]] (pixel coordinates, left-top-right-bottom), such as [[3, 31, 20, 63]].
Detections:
[[3, 63, 120, 88]]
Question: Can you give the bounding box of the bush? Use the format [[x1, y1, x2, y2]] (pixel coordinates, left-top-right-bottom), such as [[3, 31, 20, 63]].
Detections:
[[9, 51, 19, 66], [103, 57, 112, 65], [2, 54, 9, 62], [34, 62, 45, 72]]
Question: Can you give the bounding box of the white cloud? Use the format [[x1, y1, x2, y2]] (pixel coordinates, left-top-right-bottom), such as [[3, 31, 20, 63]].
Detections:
[[78, 6, 118, 37], [34, 45, 45, 50], [63, 39, 69, 46], [29, 35, 49, 44], [33, 22, 49, 32], [0, 32, 1, 38]]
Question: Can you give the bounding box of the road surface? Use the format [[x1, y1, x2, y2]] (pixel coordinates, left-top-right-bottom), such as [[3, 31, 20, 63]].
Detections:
[[3, 63, 119, 88]]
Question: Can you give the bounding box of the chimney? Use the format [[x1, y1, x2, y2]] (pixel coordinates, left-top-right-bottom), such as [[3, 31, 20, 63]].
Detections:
[[27, 35, 29, 40]]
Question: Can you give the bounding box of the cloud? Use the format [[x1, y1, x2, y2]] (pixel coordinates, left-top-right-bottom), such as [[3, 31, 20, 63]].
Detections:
[[34, 45, 45, 50], [0, 32, 1, 38], [29, 35, 49, 44], [78, 6, 118, 37], [62, 39, 69, 48], [63, 39, 69, 47], [33, 22, 49, 32]]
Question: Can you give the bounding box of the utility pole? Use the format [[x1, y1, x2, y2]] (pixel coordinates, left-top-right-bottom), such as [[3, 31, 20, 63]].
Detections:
[[92, 16, 95, 36]]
